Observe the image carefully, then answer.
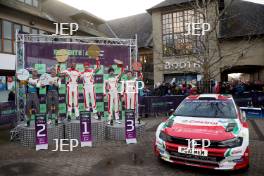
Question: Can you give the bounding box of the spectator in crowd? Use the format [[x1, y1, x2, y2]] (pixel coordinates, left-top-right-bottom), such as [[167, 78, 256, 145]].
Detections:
[[175, 85, 181, 95], [171, 82, 176, 95], [160, 82, 167, 96], [0, 79, 6, 91], [165, 89, 173, 96], [186, 84, 192, 95], [8, 90, 15, 101], [244, 80, 252, 92], [146, 78, 263, 97], [143, 86, 151, 96], [215, 81, 222, 94], [181, 80, 187, 95], [234, 80, 245, 95], [190, 86, 198, 95]]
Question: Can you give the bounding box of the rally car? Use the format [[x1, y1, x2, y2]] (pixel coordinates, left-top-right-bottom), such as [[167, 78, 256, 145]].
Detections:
[[154, 94, 249, 170]]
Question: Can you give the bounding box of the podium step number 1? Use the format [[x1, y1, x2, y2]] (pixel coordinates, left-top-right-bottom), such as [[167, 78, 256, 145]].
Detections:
[[80, 111, 92, 147]]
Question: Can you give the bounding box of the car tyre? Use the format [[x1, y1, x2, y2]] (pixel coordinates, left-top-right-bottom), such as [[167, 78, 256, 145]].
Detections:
[[234, 164, 249, 174]]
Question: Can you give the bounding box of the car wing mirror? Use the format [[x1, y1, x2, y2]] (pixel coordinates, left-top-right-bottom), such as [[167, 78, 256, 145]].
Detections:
[[169, 109, 175, 116], [241, 110, 247, 121]]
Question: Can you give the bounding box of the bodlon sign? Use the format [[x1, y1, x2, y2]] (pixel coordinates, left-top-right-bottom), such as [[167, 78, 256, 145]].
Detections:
[[164, 61, 200, 70]]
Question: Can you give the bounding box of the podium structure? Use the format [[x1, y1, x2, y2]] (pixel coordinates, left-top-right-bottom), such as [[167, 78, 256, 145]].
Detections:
[[12, 33, 145, 148], [65, 119, 106, 145], [14, 123, 64, 148], [106, 122, 145, 141]]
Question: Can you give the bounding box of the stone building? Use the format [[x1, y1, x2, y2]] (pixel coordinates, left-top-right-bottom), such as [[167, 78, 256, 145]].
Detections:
[[147, 0, 264, 84]]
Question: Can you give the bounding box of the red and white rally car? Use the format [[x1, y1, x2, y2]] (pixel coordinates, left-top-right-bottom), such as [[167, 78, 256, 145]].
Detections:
[[154, 94, 249, 170]]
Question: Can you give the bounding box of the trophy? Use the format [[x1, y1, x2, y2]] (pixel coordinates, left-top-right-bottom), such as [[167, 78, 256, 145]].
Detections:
[[16, 68, 30, 85], [55, 49, 69, 75], [114, 59, 124, 68], [39, 73, 51, 86]]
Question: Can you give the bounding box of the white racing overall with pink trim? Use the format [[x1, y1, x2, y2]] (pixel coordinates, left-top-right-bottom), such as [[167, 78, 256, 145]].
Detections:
[[62, 68, 80, 117], [123, 77, 137, 110], [123, 72, 143, 110], [81, 70, 97, 112], [105, 75, 121, 121]]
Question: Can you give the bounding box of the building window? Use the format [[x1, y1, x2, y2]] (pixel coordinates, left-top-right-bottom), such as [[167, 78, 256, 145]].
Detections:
[[0, 20, 45, 54], [162, 9, 204, 56], [14, 24, 22, 33], [13, 24, 22, 52], [140, 54, 153, 73], [39, 30, 46, 34], [33, 0, 38, 7], [17, 0, 39, 7], [25, 0, 32, 5], [2, 21, 13, 53], [31, 28, 38, 34], [22, 25, 30, 33]]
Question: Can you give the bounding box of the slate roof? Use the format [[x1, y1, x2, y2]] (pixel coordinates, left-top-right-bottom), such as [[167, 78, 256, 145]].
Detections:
[[220, 0, 264, 38], [98, 13, 153, 48], [147, 0, 192, 13], [41, 0, 106, 36]]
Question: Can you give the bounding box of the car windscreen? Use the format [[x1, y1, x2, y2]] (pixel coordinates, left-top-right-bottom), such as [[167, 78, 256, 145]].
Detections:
[[175, 100, 237, 119]]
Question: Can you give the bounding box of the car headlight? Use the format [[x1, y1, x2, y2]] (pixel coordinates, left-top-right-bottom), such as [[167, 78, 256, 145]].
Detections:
[[219, 137, 243, 148], [159, 131, 172, 142], [166, 119, 174, 128]]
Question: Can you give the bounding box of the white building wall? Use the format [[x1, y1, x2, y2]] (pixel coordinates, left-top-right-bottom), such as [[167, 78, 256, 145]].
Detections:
[[0, 53, 16, 70]]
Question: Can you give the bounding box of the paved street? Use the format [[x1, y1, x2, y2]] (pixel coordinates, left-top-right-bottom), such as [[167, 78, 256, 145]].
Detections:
[[0, 117, 264, 176]]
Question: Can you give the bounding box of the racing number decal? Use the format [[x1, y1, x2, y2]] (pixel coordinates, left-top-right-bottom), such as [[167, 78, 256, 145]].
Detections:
[[36, 124, 46, 137], [81, 122, 90, 134], [126, 119, 135, 132], [80, 112, 92, 147], [125, 110, 137, 144]]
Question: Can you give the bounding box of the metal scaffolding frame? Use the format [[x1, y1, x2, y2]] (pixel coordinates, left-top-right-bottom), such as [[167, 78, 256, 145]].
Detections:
[[15, 33, 138, 122], [16, 34, 137, 46]]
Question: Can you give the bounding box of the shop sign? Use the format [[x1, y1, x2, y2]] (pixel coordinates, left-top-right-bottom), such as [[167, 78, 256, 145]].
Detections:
[[164, 61, 200, 70]]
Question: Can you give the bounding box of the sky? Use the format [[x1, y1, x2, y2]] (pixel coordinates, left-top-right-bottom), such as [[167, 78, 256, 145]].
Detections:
[[59, 0, 264, 21], [59, 0, 164, 20]]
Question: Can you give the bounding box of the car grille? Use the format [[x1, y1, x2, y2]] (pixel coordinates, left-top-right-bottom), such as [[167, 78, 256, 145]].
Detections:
[[168, 151, 223, 163]]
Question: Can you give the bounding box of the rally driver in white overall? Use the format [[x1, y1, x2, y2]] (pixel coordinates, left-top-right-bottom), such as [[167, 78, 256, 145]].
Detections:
[[80, 57, 100, 114], [61, 62, 80, 120], [104, 66, 124, 125]]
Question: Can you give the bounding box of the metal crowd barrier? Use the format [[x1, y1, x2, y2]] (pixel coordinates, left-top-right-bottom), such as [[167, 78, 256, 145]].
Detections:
[[0, 101, 16, 126], [138, 95, 186, 116]]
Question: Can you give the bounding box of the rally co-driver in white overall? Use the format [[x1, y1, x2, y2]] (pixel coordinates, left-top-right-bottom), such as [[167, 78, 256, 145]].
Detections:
[[122, 70, 143, 110], [104, 66, 124, 125]]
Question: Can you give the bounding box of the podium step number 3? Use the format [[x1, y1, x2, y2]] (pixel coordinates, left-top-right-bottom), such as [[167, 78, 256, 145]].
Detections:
[[125, 110, 137, 144]]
